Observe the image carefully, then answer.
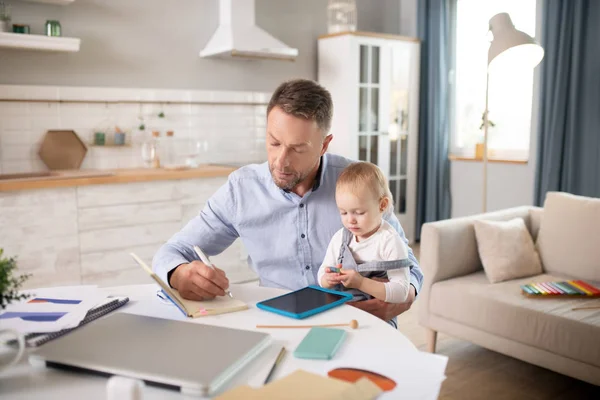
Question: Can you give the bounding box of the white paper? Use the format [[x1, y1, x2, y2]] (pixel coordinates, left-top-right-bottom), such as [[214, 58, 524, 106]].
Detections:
[[324, 349, 448, 400], [0, 286, 105, 334]]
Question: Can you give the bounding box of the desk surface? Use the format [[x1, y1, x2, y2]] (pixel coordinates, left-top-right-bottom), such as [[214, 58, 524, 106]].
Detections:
[[0, 283, 445, 399]]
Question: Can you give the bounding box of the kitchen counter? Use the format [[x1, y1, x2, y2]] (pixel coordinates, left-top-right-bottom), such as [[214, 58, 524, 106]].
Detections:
[[0, 165, 238, 192], [0, 163, 254, 289]]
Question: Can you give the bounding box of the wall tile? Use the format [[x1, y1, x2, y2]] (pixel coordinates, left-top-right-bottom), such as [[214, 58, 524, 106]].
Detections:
[[1, 160, 33, 173], [80, 243, 161, 276], [81, 267, 154, 287], [78, 201, 181, 231], [0, 102, 30, 116], [77, 180, 180, 208], [1, 144, 33, 161], [0, 130, 31, 146], [0, 86, 269, 175], [79, 221, 182, 253], [2, 116, 32, 130]]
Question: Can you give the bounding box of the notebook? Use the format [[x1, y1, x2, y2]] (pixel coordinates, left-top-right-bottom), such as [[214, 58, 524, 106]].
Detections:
[[158, 288, 248, 317], [130, 253, 248, 317], [8, 296, 129, 348], [31, 313, 272, 397]]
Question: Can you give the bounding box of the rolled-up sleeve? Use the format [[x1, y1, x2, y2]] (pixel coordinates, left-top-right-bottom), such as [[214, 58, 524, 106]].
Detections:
[[152, 179, 239, 285], [383, 213, 424, 295]]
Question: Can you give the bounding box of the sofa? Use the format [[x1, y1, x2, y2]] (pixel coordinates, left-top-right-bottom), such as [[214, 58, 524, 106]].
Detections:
[[418, 192, 600, 386]]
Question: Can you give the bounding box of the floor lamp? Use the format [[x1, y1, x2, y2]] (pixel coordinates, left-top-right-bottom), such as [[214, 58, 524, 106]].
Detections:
[[482, 13, 544, 212]]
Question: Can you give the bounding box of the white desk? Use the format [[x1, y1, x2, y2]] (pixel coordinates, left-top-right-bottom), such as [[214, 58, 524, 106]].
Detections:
[[0, 283, 447, 399]]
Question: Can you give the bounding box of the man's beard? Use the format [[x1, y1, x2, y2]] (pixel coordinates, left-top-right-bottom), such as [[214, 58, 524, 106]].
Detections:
[[269, 165, 303, 190]]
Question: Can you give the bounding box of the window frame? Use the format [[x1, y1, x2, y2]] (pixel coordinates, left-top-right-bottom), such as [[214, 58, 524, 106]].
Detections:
[[449, 0, 543, 162]]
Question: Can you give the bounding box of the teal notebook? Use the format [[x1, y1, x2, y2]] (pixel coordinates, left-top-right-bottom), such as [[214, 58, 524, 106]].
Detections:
[[293, 327, 347, 360]]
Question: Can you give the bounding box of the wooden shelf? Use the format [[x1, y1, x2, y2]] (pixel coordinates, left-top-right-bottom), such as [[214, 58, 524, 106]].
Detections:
[[0, 32, 80, 52], [18, 0, 75, 5], [449, 154, 528, 165], [0, 166, 237, 192], [89, 144, 132, 148]]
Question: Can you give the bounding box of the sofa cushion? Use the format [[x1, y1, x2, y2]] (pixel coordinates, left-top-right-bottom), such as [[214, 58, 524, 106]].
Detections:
[[536, 192, 600, 281], [473, 218, 542, 283], [528, 207, 543, 241], [429, 272, 600, 368]]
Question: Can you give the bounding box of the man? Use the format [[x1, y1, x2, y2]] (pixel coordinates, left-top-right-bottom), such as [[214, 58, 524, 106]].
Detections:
[[153, 79, 423, 324]]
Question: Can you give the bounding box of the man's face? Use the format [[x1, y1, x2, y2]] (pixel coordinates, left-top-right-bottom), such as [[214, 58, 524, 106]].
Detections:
[[266, 106, 331, 191]]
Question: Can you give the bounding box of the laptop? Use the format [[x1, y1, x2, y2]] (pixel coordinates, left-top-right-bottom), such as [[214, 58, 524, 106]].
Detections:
[[30, 313, 272, 396]]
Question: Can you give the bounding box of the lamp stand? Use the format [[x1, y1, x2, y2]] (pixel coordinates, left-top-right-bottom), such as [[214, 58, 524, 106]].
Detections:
[[482, 71, 490, 213]]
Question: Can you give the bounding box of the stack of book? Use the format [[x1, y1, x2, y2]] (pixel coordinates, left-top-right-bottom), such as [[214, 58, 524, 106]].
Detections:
[[521, 280, 600, 297]]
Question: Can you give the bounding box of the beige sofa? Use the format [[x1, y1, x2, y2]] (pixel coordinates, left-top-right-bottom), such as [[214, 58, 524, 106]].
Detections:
[[418, 193, 600, 386]]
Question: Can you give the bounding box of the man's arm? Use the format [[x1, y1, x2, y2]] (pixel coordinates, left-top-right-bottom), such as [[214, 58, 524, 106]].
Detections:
[[383, 213, 423, 295], [152, 179, 239, 286]]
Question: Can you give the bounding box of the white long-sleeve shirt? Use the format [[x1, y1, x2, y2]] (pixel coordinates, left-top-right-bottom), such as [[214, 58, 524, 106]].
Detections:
[[318, 220, 411, 303]]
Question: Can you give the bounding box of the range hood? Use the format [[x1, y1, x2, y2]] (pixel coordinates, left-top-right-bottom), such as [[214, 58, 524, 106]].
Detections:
[[200, 0, 298, 61]]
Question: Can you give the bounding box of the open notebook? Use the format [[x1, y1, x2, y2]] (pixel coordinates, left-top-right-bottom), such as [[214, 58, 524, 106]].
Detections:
[[130, 253, 248, 318]]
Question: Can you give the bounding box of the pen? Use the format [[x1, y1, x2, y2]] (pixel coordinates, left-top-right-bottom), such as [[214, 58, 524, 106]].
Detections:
[[193, 245, 234, 298], [264, 346, 286, 385]]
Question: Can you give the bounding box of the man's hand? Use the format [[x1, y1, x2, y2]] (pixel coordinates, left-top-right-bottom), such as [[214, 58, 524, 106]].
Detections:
[[169, 261, 230, 301], [348, 284, 416, 321]]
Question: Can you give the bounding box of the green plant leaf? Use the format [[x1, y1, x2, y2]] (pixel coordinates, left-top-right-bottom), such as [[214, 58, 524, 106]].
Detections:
[[0, 248, 32, 309]]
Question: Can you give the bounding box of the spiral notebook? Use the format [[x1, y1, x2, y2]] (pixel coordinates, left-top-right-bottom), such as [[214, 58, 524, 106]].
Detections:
[[10, 297, 129, 348]]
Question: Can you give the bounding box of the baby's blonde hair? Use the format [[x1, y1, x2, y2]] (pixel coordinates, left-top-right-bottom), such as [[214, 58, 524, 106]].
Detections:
[[336, 162, 394, 214]]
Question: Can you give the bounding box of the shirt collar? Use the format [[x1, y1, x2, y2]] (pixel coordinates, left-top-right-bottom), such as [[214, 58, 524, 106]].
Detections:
[[281, 156, 325, 194], [312, 156, 325, 191]]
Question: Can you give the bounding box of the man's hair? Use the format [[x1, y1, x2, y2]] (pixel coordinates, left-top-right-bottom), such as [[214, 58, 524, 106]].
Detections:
[[267, 79, 333, 135], [336, 162, 394, 214]]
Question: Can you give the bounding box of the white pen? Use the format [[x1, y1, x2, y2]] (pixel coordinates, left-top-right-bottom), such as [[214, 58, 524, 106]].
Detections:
[[193, 245, 234, 298]]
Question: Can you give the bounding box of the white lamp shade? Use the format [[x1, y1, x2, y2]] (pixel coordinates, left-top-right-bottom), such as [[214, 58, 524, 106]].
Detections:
[[488, 13, 544, 73]]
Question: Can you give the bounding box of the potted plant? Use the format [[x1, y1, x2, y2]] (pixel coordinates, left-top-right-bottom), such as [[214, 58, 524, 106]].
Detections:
[[475, 110, 496, 159], [0, 249, 31, 310]]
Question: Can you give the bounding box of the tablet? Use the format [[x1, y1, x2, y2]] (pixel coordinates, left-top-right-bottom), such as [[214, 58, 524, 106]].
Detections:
[[256, 285, 353, 319]]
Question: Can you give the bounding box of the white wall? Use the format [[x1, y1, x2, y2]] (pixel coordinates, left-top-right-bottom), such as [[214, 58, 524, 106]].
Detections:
[[0, 85, 269, 174], [0, 0, 401, 91]]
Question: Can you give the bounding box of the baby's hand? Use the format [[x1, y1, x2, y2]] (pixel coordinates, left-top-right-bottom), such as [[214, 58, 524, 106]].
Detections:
[[339, 269, 363, 289], [321, 265, 343, 288]]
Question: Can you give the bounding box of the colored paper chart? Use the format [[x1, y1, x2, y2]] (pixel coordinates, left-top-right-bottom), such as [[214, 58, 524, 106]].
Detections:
[[28, 298, 82, 305], [0, 311, 67, 322]]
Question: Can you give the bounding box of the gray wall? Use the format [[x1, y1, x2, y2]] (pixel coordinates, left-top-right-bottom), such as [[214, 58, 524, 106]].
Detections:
[[0, 0, 401, 92]]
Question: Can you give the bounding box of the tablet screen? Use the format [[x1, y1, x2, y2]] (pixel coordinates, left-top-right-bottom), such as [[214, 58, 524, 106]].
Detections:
[[259, 287, 346, 314]]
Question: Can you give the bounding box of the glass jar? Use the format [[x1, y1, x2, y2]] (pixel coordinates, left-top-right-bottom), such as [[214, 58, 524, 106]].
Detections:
[[45, 20, 61, 37]]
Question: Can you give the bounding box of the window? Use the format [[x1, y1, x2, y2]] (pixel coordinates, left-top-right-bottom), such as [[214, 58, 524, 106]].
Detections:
[[452, 0, 538, 160]]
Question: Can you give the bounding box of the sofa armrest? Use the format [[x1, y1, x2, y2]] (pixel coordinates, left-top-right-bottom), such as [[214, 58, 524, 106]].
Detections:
[[418, 206, 538, 326]]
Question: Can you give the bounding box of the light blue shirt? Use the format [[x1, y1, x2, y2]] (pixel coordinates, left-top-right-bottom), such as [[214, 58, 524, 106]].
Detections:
[[153, 153, 423, 294]]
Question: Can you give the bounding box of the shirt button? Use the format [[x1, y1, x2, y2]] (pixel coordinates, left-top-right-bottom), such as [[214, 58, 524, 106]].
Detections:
[[301, 234, 305, 238], [305, 265, 310, 270], [299, 203, 304, 208]]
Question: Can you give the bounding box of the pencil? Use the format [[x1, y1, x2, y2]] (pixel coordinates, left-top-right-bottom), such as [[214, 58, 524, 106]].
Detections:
[[264, 346, 286, 384], [193, 245, 234, 298]]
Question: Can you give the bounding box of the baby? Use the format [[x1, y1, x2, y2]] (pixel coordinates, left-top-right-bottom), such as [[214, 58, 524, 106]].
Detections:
[[318, 162, 412, 303]]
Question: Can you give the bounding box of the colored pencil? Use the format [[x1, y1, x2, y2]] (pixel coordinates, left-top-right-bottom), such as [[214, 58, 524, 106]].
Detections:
[[573, 280, 600, 295]]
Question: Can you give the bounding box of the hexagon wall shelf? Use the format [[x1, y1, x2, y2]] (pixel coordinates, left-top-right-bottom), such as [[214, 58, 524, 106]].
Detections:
[[38, 130, 88, 170]]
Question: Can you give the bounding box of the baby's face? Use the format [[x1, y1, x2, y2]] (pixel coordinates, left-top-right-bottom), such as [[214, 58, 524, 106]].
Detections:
[[336, 187, 384, 240]]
